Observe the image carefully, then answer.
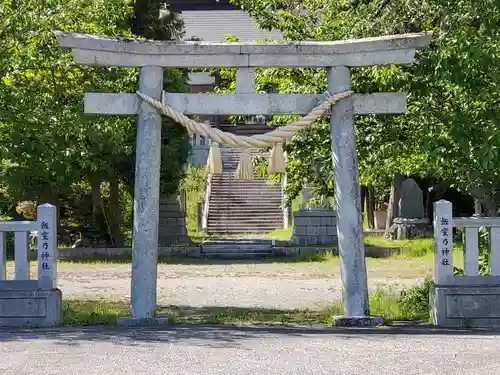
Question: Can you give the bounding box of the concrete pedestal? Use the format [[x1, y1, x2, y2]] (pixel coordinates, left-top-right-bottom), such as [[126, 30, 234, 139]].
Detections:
[[0, 288, 62, 328], [431, 285, 500, 328]]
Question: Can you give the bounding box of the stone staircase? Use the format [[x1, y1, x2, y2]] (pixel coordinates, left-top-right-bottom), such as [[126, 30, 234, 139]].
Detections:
[[206, 144, 284, 235], [200, 239, 274, 259]]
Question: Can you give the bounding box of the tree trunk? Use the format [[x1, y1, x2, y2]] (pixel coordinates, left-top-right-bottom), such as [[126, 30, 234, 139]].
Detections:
[[367, 185, 375, 229], [471, 186, 498, 217], [474, 198, 482, 216], [108, 176, 124, 247], [482, 194, 497, 217], [384, 174, 405, 238], [360, 186, 366, 214], [90, 177, 104, 227], [424, 181, 431, 219]]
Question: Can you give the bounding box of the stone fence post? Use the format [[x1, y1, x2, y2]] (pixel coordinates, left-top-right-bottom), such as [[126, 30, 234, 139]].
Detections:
[[433, 200, 454, 284], [37, 204, 58, 289]]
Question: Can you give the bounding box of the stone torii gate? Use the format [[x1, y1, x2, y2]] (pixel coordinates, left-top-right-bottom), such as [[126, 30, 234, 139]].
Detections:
[[57, 31, 429, 325]]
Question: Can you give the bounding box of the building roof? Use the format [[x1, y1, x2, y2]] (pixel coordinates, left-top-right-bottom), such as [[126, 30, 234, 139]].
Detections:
[[181, 10, 283, 42], [168, 0, 237, 12]]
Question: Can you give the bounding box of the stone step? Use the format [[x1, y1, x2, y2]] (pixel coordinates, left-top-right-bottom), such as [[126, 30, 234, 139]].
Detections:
[[210, 186, 280, 190], [201, 245, 272, 252], [212, 173, 270, 178], [211, 183, 278, 186], [210, 192, 282, 198], [210, 195, 281, 199], [210, 193, 280, 197], [207, 215, 282, 220], [209, 203, 281, 207], [209, 199, 282, 203], [209, 214, 282, 219], [210, 196, 281, 199], [208, 218, 283, 228], [211, 189, 280, 192], [209, 200, 282, 205], [207, 220, 282, 226], [212, 187, 278, 190], [208, 217, 282, 222], [203, 239, 273, 245], [209, 212, 282, 216], [209, 195, 281, 200], [209, 204, 281, 209], [212, 186, 278, 189], [210, 190, 280, 194], [212, 177, 276, 180], [206, 229, 277, 234], [210, 197, 280, 200], [208, 211, 283, 216], [212, 180, 277, 183], [208, 216, 282, 221], [201, 251, 273, 259], [209, 199, 281, 203], [209, 205, 282, 209], [207, 222, 283, 229], [210, 191, 280, 194], [210, 188, 280, 192], [212, 181, 277, 184], [208, 208, 283, 213], [209, 198, 281, 202], [210, 189, 280, 194]]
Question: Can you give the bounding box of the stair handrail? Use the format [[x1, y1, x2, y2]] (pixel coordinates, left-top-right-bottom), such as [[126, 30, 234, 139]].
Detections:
[[202, 172, 212, 231]]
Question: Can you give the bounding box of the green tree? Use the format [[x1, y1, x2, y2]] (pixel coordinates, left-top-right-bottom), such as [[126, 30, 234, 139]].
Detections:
[[128, 0, 190, 200], [0, 0, 190, 245], [231, 0, 500, 215]]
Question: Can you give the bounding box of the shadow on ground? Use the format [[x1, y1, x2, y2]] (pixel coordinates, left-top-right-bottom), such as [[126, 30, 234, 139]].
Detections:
[[1, 323, 499, 348], [61, 302, 336, 326], [3, 301, 495, 347]]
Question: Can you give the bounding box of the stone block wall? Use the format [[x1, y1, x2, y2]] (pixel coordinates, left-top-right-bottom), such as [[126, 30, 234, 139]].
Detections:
[[158, 192, 190, 245], [291, 209, 338, 246]]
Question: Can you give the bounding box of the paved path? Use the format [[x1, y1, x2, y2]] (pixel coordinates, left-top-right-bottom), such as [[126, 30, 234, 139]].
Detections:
[[1, 325, 499, 375]]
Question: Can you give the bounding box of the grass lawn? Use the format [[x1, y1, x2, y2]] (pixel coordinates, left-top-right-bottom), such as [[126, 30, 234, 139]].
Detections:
[[62, 286, 429, 326], [50, 235, 442, 327]]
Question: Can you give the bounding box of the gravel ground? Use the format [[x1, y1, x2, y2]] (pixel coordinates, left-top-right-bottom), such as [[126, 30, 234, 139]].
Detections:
[[51, 261, 426, 309], [2, 325, 500, 375]]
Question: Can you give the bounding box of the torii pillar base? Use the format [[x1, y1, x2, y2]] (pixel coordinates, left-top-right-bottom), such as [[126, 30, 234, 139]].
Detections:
[[332, 316, 385, 327], [116, 317, 169, 327]]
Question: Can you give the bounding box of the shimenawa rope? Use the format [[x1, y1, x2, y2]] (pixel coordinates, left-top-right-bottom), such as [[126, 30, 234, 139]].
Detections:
[[136, 90, 352, 179]]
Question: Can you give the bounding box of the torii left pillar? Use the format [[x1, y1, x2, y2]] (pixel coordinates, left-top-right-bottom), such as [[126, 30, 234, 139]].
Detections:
[[122, 66, 167, 325]]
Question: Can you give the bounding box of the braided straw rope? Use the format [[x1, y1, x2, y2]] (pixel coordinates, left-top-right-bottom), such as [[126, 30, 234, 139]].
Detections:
[[136, 90, 353, 148]]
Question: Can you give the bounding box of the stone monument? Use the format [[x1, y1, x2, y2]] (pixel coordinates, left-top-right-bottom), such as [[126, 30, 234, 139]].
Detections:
[[389, 178, 430, 239]]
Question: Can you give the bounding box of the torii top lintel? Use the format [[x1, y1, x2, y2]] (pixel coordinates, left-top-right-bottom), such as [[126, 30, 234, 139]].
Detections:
[[55, 31, 430, 68]]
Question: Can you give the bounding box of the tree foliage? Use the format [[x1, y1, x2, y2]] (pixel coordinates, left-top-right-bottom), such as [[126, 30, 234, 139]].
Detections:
[[231, 0, 500, 213], [0, 0, 190, 244]]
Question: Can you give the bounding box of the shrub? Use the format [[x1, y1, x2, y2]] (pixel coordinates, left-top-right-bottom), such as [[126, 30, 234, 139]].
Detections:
[[398, 278, 433, 320], [180, 167, 208, 235], [454, 227, 490, 276]]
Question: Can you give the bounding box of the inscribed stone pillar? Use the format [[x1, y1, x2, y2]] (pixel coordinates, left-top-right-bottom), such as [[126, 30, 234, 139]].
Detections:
[[328, 66, 369, 317], [131, 66, 163, 319]]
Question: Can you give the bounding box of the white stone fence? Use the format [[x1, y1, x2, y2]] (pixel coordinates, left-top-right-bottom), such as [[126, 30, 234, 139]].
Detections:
[[434, 200, 500, 284], [432, 200, 500, 327], [0, 204, 57, 289]]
